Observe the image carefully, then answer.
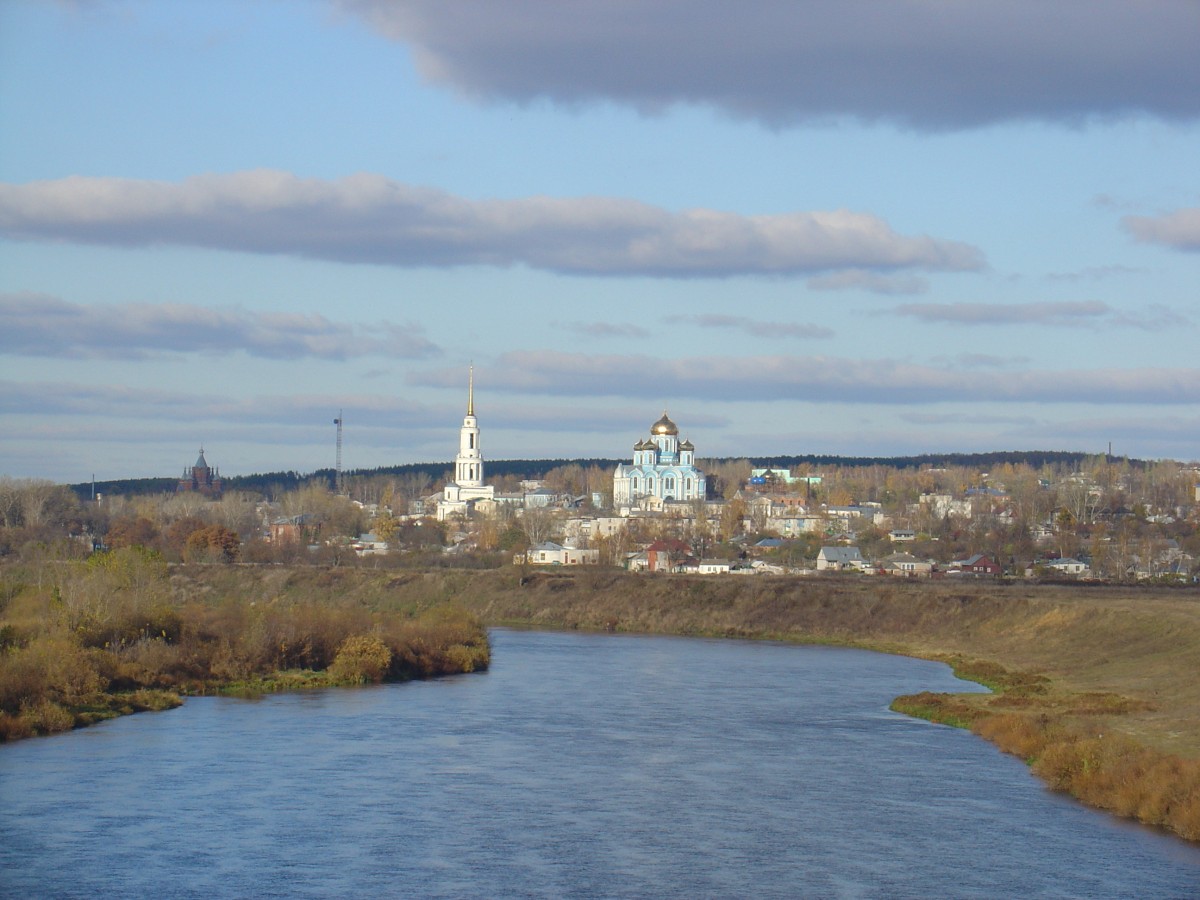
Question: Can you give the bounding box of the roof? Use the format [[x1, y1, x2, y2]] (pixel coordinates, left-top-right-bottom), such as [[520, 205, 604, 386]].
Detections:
[[818, 546, 862, 562]]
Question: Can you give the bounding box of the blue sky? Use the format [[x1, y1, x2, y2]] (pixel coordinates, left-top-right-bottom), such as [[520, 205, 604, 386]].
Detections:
[[2, 0, 1198, 481]]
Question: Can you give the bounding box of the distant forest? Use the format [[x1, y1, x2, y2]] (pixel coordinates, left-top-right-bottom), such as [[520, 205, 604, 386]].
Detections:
[[69, 450, 1121, 501]]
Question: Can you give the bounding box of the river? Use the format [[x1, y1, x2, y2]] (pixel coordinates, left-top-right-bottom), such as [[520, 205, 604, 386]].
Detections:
[[2, 629, 1198, 898]]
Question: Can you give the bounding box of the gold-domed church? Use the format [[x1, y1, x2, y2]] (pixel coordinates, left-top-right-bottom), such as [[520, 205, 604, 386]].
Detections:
[[612, 412, 706, 508]]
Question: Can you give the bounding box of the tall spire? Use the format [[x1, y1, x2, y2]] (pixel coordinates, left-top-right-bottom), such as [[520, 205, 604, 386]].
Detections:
[[467, 364, 474, 417]]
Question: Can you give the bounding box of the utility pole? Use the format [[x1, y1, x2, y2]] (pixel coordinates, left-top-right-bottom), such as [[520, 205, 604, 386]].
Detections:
[[334, 411, 344, 494]]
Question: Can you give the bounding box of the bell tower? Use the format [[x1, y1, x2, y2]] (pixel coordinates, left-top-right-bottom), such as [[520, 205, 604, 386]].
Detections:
[[454, 365, 483, 488]]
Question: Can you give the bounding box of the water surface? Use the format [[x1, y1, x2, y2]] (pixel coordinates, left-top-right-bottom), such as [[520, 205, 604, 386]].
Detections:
[[2, 629, 1198, 898]]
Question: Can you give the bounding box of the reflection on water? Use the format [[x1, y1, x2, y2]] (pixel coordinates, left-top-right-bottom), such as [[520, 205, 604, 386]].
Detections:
[[2, 629, 1198, 898]]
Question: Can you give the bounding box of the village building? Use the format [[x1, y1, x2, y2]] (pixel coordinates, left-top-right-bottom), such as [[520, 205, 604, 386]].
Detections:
[[613, 412, 707, 511], [816, 546, 865, 571], [516, 541, 600, 567], [950, 553, 1003, 576], [879, 553, 936, 577]]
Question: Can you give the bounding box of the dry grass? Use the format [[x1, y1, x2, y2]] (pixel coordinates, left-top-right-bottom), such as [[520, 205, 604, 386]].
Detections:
[[0, 551, 489, 740]]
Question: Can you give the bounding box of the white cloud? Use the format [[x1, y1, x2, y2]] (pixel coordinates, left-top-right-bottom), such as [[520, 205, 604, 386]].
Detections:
[[0, 171, 985, 278], [1123, 208, 1200, 252], [0, 292, 440, 360], [337, 0, 1200, 129]]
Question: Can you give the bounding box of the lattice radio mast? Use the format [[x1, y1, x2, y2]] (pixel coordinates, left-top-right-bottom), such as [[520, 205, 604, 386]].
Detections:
[[334, 411, 344, 494]]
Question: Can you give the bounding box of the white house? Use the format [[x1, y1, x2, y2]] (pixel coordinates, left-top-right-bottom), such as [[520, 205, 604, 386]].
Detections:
[[1042, 558, 1091, 577]]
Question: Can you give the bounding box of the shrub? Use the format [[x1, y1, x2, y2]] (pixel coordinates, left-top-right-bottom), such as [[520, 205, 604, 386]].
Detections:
[[329, 634, 392, 684]]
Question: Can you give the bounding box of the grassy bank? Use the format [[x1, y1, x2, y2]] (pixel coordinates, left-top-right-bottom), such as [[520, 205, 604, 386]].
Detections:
[[0, 550, 490, 742]]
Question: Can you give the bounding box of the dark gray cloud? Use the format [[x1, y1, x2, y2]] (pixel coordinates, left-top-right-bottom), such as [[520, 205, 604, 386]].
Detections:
[[410, 351, 1200, 406], [0, 171, 984, 278], [0, 292, 440, 359], [1123, 208, 1200, 252], [666, 314, 833, 340], [894, 300, 1189, 330], [338, 0, 1200, 129]]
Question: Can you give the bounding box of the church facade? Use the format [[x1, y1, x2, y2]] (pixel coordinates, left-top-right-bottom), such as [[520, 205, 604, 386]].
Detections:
[[612, 413, 706, 509], [437, 367, 495, 521]]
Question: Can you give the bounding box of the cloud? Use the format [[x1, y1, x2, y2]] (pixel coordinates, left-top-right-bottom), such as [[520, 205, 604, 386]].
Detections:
[[665, 314, 833, 340], [555, 321, 651, 339], [927, 354, 1031, 370], [806, 271, 929, 295], [0, 380, 438, 426], [1123, 208, 1200, 252], [893, 300, 1190, 331], [894, 300, 1111, 326], [0, 171, 985, 278], [0, 292, 440, 360], [410, 351, 1200, 406], [1044, 264, 1144, 283], [336, 0, 1200, 129]]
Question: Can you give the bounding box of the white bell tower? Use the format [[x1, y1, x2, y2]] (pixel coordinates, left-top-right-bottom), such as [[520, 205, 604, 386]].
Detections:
[[454, 365, 483, 488]]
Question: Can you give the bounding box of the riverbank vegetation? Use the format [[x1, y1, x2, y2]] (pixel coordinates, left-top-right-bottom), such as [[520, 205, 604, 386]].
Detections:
[[0, 549, 489, 742]]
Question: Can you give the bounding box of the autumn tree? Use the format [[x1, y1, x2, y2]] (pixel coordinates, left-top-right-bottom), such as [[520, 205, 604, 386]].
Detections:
[[184, 524, 240, 563]]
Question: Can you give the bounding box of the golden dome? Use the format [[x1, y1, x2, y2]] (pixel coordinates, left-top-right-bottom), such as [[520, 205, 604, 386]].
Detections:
[[650, 412, 678, 436]]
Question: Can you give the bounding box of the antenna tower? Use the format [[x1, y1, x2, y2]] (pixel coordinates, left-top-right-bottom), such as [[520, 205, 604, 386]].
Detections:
[[334, 411, 344, 494]]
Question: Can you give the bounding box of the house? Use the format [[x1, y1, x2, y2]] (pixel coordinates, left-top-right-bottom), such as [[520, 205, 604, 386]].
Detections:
[[816, 546, 864, 571], [269, 514, 321, 546], [351, 533, 389, 556], [951, 553, 1002, 577], [879, 553, 935, 577], [698, 558, 732, 575], [889, 529, 917, 543], [644, 538, 694, 573], [1042, 558, 1091, 577], [517, 541, 601, 566]]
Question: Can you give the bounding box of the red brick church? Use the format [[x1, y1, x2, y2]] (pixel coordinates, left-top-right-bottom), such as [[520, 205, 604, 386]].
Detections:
[[177, 447, 223, 497]]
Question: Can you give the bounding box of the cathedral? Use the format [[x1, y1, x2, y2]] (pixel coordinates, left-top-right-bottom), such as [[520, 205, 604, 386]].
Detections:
[[612, 413, 706, 508], [437, 367, 495, 521], [177, 447, 222, 497]]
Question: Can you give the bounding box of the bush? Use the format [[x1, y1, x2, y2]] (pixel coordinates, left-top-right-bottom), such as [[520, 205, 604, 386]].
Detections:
[[329, 634, 392, 684]]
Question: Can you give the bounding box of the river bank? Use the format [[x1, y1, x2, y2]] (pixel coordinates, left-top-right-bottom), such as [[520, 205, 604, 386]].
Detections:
[[175, 564, 1200, 841], [0, 551, 490, 742], [5, 558, 1199, 840]]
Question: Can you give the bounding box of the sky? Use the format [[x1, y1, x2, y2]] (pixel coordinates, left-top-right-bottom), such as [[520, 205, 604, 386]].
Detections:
[[1, 0, 1198, 482]]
